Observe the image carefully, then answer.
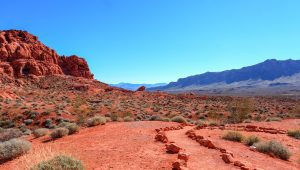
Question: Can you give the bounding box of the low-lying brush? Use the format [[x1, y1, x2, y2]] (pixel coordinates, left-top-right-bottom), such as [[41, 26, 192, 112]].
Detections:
[[0, 138, 31, 161], [222, 131, 244, 142], [31, 155, 84, 170], [0, 128, 23, 142], [244, 135, 260, 146], [287, 129, 300, 139], [59, 123, 80, 135], [86, 116, 106, 127], [171, 115, 187, 123], [33, 128, 48, 138], [50, 128, 69, 139], [255, 140, 291, 160], [123, 116, 134, 122]]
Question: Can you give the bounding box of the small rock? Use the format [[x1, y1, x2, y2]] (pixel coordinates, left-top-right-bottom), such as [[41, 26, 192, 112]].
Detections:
[[166, 143, 181, 154], [221, 153, 234, 164]]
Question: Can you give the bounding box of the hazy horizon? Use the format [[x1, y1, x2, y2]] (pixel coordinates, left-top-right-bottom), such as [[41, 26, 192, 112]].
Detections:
[[2, 0, 300, 84]]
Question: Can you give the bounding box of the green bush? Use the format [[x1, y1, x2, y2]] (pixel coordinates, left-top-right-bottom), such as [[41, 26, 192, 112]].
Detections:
[[123, 116, 134, 122], [222, 131, 244, 142], [287, 130, 300, 140], [0, 138, 31, 161], [0, 128, 23, 142], [33, 128, 48, 138], [244, 135, 260, 146], [171, 115, 187, 123], [50, 128, 69, 139], [31, 155, 84, 170], [255, 140, 291, 160], [86, 116, 106, 127]]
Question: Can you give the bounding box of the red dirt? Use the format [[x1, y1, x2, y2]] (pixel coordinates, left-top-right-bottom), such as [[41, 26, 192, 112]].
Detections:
[[0, 121, 178, 170]]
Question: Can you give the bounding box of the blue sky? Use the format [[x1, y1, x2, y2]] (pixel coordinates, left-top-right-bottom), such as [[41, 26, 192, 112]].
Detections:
[[2, 0, 300, 84]]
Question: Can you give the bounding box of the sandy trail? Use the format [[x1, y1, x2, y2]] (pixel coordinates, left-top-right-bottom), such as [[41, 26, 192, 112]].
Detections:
[[166, 126, 238, 170]]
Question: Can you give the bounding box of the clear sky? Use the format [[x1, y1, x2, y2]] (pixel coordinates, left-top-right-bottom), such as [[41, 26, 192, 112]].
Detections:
[[1, 0, 300, 84]]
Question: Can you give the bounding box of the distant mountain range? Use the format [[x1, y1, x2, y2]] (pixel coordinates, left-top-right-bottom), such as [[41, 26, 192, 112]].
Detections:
[[149, 59, 300, 95], [110, 83, 167, 91]]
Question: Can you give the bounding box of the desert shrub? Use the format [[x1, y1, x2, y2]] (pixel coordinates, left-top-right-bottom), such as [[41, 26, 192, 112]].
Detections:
[[287, 130, 300, 140], [0, 138, 31, 161], [266, 117, 282, 122], [244, 135, 260, 146], [222, 131, 244, 142], [161, 117, 170, 122], [110, 112, 118, 121], [50, 128, 69, 139], [0, 120, 15, 128], [33, 128, 48, 138], [208, 121, 218, 126], [149, 115, 162, 121], [105, 117, 112, 122], [31, 155, 84, 170], [227, 99, 253, 123], [255, 140, 291, 160], [171, 115, 187, 123], [0, 128, 23, 142], [24, 119, 33, 125], [59, 123, 79, 135], [86, 116, 106, 127], [123, 116, 134, 122], [243, 119, 252, 123]]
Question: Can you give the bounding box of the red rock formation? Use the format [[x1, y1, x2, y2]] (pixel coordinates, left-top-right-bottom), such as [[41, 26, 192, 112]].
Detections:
[[0, 30, 93, 79], [136, 86, 146, 91]]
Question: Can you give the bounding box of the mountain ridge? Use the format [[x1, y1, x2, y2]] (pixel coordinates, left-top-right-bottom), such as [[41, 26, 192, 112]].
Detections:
[[149, 59, 300, 94]]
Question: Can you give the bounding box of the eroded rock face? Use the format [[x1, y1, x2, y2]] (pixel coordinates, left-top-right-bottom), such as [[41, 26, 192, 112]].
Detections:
[[0, 30, 94, 79]]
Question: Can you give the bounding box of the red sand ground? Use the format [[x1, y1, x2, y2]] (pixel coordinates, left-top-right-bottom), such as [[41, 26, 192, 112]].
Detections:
[[0, 120, 299, 170]]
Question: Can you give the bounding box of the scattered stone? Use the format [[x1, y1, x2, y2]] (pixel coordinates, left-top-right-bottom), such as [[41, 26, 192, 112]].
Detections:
[[166, 143, 181, 154], [221, 153, 234, 164]]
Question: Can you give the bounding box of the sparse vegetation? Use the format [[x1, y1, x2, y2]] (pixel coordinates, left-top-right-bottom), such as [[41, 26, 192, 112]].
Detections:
[[123, 116, 134, 122], [171, 115, 187, 123], [50, 128, 69, 139], [0, 138, 31, 161], [266, 117, 282, 122], [244, 135, 260, 146], [59, 123, 80, 135], [227, 99, 254, 123], [31, 155, 84, 170], [287, 129, 300, 139], [0, 128, 23, 142], [255, 140, 291, 160], [222, 131, 244, 142], [86, 116, 106, 127], [33, 128, 48, 138]]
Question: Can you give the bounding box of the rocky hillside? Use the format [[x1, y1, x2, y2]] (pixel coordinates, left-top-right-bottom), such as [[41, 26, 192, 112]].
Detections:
[[150, 59, 300, 93], [0, 30, 93, 79]]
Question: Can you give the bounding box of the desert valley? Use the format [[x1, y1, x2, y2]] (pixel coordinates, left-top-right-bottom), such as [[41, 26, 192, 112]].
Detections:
[[0, 30, 299, 170]]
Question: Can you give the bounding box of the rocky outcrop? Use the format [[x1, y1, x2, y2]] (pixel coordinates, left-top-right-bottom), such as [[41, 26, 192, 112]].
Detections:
[[0, 30, 93, 79]]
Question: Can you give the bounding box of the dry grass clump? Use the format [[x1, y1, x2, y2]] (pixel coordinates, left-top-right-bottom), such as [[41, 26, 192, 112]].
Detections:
[[227, 99, 254, 123], [33, 128, 48, 138], [50, 128, 69, 139], [123, 116, 134, 122], [31, 155, 84, 170], [0, 138, 31, 161], [287, 129, 300, 140], [0, 128, 23, 142], [171, 115, 187, 123], [59, 123, 80, 135], [86, 116, 106, 127], [244, 135, 260, 146], [255, 140, 291, 160], [222, 131, 244, 142]]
